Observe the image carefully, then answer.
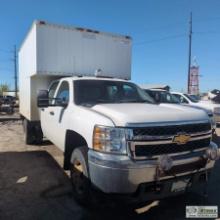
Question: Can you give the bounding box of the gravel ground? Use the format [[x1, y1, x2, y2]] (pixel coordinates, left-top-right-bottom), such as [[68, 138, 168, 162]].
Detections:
[[0, 120, 220, 220]]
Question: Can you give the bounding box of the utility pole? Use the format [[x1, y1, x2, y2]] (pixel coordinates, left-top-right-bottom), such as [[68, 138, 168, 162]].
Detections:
[[13, 45, 18, 98], [187, 12, 192, 93]]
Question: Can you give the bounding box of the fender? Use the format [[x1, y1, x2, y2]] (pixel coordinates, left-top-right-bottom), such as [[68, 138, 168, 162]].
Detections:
[[63, 129, 88, 170]]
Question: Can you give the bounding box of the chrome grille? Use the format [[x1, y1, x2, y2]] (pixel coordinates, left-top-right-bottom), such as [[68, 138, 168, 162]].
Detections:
[[129, 121, 212, 159], [133, 123, 211, 137], [135, 138, 210, 157]]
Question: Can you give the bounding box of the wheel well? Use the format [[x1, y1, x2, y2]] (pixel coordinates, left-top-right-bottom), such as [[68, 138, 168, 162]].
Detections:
[[64, 130, 88, 170]]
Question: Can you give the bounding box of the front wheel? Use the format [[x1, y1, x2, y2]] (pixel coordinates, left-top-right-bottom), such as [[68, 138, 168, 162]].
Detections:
[[70, 146, 94, 206]]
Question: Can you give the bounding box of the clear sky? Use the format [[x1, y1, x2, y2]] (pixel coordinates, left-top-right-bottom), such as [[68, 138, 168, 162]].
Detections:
[[0, 0, 220, 92]]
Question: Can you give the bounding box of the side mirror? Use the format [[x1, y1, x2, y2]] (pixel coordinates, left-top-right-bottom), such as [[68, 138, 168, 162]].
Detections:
[[37, 90, 49, 108]]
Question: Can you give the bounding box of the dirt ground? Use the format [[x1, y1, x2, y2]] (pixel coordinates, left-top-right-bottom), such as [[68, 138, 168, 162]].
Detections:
[[0, 119, 220, 220]]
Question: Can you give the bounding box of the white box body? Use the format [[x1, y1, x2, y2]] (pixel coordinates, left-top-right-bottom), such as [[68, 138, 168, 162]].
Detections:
[[19, 21, 132, 120]]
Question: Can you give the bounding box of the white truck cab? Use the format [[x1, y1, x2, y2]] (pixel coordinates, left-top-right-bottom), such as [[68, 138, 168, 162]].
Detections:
[[19, 21, 220, 206]]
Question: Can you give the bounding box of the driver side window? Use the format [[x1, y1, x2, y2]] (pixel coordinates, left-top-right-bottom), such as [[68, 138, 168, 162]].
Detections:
[[55, 81, 69, 105]]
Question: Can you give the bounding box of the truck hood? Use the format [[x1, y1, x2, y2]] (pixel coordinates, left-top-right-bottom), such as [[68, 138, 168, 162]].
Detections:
[[91, 103, 208, 126]]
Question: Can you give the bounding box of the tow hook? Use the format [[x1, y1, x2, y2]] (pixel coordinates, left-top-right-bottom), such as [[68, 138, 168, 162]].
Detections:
[[155, 155, 173, 181], [158, 155, 173, 172]]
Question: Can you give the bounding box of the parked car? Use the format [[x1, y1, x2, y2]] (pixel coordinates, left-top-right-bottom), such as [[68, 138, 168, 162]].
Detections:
[[19, 20, 219, 206], [0, 95, 15, 115], [141, 88, 215, 129], [0, 104, 14, 115], [143, 88, 180, 104], [188, 94, 201, 102], [172, 92, 220, 126], [0, 95, 3, 105], [3, 95, 16, 105], [208, 89, 220, 103]]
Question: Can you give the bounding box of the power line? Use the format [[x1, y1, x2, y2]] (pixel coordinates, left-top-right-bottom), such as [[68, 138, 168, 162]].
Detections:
[[133, 25, 219, 47], [194, 30, 220, 35], [134, 21, 187, 35], [134, 34, 187, 46], [133, 16, 220, 37], [194, 17, 220, 23], [133, 30, 220, 47]]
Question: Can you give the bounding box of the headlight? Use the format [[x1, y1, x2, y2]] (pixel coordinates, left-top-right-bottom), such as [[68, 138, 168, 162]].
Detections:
[[93, 125, 132, 154]]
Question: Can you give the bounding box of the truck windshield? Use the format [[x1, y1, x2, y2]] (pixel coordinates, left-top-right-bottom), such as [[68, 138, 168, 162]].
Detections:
[[74, 80, 155, 106]]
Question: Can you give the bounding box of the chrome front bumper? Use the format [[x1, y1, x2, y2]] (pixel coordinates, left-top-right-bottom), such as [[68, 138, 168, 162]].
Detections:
[[88, 143, 217, 194]]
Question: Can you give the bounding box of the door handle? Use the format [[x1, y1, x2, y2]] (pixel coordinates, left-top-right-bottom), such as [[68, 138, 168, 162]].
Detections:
[[49, 111, 54, 116]]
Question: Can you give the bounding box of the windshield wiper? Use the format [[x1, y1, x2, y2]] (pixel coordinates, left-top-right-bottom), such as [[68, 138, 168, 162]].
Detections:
[[117, 100, 152, 104], [95, 99, 113, 104]]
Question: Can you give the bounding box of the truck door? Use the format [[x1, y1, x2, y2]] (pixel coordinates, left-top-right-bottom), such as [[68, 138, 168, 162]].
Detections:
[[45, 81, 70, 150], [40, 81, 59, 140]]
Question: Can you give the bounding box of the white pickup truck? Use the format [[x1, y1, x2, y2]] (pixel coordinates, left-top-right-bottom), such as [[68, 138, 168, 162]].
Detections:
[[19, 21, 219, 206]]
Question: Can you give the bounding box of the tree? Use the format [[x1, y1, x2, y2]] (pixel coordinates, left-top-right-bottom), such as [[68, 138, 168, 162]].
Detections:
[[0, 83, 10, 96]]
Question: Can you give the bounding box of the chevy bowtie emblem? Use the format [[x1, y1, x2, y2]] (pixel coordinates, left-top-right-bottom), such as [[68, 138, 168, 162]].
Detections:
[[172, 133, 191, 145]]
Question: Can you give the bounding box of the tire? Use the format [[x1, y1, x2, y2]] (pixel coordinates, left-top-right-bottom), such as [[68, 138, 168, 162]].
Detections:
[[34, 125, 43, 145], [23, 119, 35, 145], [70, 146, 94, 206], [23, 119, 43, 145]]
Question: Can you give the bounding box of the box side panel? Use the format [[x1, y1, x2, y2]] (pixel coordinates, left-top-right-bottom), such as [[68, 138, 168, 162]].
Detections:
[[36, 24, 131, 79], [19, 24, 37, 78], [19, 25, 37, 120], [19, 76, 31, 120]]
